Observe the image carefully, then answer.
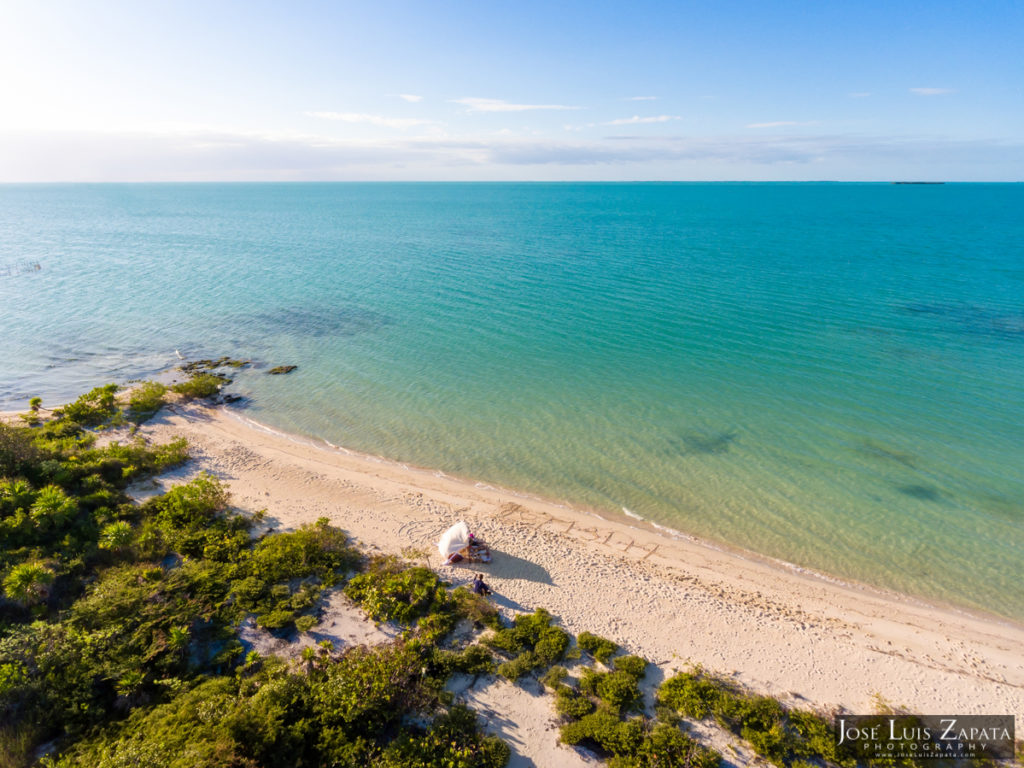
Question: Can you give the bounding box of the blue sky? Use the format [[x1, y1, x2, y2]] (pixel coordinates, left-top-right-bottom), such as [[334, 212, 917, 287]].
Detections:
[[1, 0, 1022, 181]]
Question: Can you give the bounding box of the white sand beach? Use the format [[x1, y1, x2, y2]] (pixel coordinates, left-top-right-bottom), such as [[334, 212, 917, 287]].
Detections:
[[129, 401, 1023, 724]]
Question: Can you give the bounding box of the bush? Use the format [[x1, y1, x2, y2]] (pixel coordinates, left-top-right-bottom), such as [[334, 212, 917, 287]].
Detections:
[[612, 654, 647, 678], [658, 671, 721, 719], [450, 585, 502, 630], [171, 374, 223, 400], [580, 668, 642, 713], [450, 644, 495, 675], [59, 384, 120, 426], [485, 608, 569, 679], [577, 631, 617, 664], [378, 705, 510, 768], [535, 625, 570, 666], [344, 556, 450, 626], [540, 665, 568, 691], [714, 693, 783, 733], [610, 723, 722, 768], [0, 422, 39, 478], [3, 561, 55, 605], [497, 651, 539, 680], [98, 521, 133, 551], [128, 381, 168, 423], [556, 687, 595, 719], [560, 709, 644, 756]]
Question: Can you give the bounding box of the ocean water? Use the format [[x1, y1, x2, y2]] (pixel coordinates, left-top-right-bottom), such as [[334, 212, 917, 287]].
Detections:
[[1, 182, 1022, 620]]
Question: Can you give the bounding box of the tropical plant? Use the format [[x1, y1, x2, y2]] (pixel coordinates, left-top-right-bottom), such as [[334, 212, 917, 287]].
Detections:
[[2, 561, 55, 605]]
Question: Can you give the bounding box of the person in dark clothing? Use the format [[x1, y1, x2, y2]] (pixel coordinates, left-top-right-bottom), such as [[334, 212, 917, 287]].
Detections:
[[471, 573, 492, 596]]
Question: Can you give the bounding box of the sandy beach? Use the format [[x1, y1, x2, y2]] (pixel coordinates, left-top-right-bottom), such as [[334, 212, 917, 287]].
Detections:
[[122, 400, 1024, 725]]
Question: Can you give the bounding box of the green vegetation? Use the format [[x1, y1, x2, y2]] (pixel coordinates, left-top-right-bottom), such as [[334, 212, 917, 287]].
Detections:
[[345, 555, 452, 627], [483, 607, 570, 680], [0, 390, 509, 768], [577, 630, 617, 664], [658, 669, 859, 767], [2, 383, 925, 768], [127, 381, 168, 423], [170, 373, 224, 400], [170, 356, 254, 401], [552, 652, 723, 768], [56, 384, 120, 427], [267, 365, 298, 375]]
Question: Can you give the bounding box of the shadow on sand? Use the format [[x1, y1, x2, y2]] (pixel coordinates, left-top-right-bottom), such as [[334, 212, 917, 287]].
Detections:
[[486, 550, 554, 586]]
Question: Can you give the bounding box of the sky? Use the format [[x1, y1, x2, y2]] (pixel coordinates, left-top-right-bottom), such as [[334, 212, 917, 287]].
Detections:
[[1, 0, 1022, 181]]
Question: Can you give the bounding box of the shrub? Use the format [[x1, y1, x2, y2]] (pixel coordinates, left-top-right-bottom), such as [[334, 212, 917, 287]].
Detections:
[[98, 521, 133, 551], [29, 485, 77, 529], [600, 670, 643, 711], [612, 654, 647, 678], [344, 556, 450, 626], [60, 384, 120, 426], [450, 585, 502, 630], [541, 665, 568, 691], [0, 422, 39, 478], [378, 705, 510, 768], [450, 644, 495, 675], [497, 651, 539, 680], [171, 374, 223, 400], [714, 693, 783, 733], [556, 687, 595, 719], [743, 721, 792, 764], [485, 608, 569, 679], [658, 671, 722, 719], [577, 631, 617, 664], [128, 381, 168, 422], [3, 561, 55, 605], [560, 709, 644, 756], [535, 625, 570, 666], [610, 723, 722, 768]]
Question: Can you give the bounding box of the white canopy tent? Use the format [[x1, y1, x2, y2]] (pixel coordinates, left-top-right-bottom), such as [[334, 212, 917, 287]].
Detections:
[[437, 521, 471, 559]]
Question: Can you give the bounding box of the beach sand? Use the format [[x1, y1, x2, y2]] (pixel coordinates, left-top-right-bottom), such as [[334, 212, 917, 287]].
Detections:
[[126, 402, 1024, 723]]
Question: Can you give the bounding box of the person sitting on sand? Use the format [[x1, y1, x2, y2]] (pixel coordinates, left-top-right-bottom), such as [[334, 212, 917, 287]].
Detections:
[[471, 573, 492, 596]]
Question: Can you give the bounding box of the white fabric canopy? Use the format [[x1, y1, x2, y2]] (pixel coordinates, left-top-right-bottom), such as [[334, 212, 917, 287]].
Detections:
[[437, 521, 470, 558]]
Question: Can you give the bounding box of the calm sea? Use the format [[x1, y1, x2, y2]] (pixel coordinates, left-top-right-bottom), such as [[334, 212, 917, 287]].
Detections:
[[1, 183, 1022, 620]]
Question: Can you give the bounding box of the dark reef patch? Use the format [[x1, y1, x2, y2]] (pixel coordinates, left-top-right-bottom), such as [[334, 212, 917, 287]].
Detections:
[[671, 431, 738, 456], [899, 302, 1024, 340], [896, 483, 945, 502], [242, 305, 392, 339]]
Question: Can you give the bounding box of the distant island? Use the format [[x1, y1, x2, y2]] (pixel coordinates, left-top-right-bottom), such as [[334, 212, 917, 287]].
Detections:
[[892, 181, 945, 184]]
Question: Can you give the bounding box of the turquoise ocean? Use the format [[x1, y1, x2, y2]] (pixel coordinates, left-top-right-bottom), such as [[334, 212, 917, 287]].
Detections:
[[1, 183, 1022, 620]]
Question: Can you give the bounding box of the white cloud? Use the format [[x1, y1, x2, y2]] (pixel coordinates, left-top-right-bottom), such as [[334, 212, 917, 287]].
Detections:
[[746, 121, 816, 129], [3, 128, 1021, 182], [398, 94, 423, 102], [605, 115, 680, 125], [910, 87, 954, 96], [305, 111, 437, 128], [450, 97, 580, 112], [626, 96, 657, 101]]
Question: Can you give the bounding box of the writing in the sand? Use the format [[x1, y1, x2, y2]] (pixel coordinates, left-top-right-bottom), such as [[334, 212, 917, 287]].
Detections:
[[492, 504, 661, 561]]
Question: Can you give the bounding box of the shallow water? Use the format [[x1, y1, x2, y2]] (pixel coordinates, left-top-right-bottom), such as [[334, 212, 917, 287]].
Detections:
[[1, 182, 1021, 619]]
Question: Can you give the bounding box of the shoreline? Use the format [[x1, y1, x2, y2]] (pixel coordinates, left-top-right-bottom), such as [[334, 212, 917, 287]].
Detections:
[[128, 400, 1023, 717], [223, 406, 1021, 632]]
